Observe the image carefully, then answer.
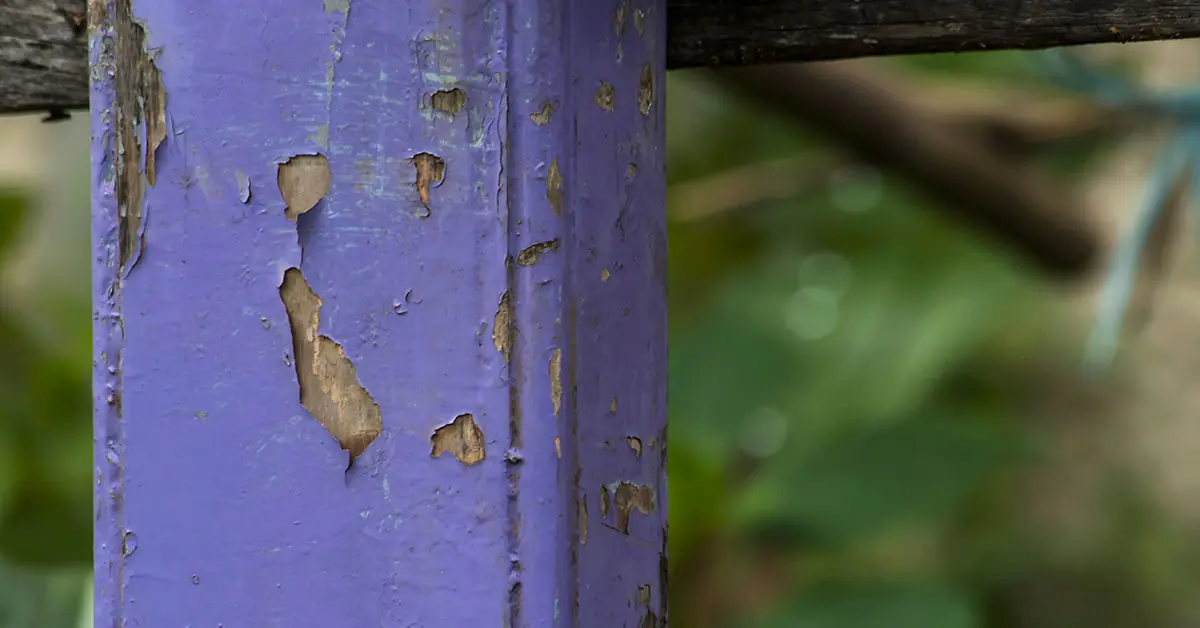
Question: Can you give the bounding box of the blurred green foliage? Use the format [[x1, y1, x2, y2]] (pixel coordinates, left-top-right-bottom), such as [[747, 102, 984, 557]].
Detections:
[[0, 187, 91, 626], [667, 52, 1200, 628], [753, 581, 979, 628]]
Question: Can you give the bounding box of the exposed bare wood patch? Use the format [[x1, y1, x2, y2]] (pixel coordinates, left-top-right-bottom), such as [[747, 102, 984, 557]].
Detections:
[[515, 240, 561, 266], [595, 82, 615, 112], [278, 154, 331, 221], [546, 157, 564, 215], [280, 268, 383, 462], [549, 348, 563, 416], [638, 65, 654, 117], [530, 100, 554, 125], [104, 0, 167, 272], [493, 291, 512, 360], [410, 152, 445, 208], [431, 88, 466, 114], [431, 413, 486, 466], [613, 482, 654, 534]]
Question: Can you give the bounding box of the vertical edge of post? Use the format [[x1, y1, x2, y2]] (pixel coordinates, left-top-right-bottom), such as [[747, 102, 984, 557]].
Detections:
[[89, 1, 122, 625], [504, 2, 566, 626], [567, 2, 669, 626], [90, 0, 666, 625], [506, 1, 667, 625]]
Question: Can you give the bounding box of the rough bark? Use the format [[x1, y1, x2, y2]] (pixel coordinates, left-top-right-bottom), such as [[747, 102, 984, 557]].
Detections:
[[0, 0, 87, 114]]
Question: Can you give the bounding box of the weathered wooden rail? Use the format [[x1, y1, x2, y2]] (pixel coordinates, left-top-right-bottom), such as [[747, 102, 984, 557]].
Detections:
[[6, 0, 1200, 114], [1, 0, 1195, 626]]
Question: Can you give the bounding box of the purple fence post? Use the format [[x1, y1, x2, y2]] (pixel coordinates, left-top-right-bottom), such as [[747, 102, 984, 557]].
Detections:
[[89, 0, 667, 626]]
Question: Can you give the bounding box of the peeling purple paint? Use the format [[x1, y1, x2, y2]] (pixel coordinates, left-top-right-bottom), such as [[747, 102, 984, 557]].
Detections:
[[91, 0, 666, 626]]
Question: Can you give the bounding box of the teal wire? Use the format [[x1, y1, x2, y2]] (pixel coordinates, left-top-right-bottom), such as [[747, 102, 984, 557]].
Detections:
[[1037, 48, 1200, 116], [1082, 130, 1193, 375], [1030, 49, 1200, 374]]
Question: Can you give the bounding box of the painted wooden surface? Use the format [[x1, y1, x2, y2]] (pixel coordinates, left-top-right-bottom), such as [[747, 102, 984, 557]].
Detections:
[[89, 0, 667, 625]]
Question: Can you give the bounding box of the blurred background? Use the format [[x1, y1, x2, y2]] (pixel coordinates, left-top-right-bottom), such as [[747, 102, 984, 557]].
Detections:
[[3, 40, 1200, 628], [669, 42, 1200, 628], [0, 82, 91, 626]]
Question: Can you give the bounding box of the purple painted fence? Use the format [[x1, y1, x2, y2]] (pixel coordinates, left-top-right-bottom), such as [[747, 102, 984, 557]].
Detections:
[[89, 0, 667, 625]]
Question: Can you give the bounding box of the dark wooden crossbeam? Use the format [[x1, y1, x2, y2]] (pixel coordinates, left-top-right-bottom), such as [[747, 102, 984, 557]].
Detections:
[[1, 0, 88, 116], [7, 0, 1200, 114], [667, 0, 1200, 67]]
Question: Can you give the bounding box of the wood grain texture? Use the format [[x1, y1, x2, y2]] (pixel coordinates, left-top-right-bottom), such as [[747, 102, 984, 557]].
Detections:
[[666, 0, 1200, 68], [9, 0, 1200, 112], [0, 0, 87, 114]]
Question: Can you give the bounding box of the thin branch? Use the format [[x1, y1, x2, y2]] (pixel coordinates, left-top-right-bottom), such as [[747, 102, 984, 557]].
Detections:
[[670, 154, 847, 222], [671, 78, 1123, 223], [709, 62, 1103, 278]]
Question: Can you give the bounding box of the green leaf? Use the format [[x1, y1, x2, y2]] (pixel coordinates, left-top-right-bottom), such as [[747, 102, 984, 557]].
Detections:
[[0, 287, 91, 570], [0, 480, 91, 568], [76, 574, 92, 628], [670, 301, 803, 460], [0, 559, 89, 628], [668, 440, 728, 564], [747, 581, 979, 628], [0, 426, 17, 524], [736, 415, 1029, 544], [0, 188, 30, 258]]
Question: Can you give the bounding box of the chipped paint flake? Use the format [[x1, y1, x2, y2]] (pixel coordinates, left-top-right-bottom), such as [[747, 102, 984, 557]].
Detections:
[[280, 268, 383, 463], [627, 436, 642, 458], [322, 0, 349, 13], [549, 348, 562, 416], [546, 157, 564, 216], [595, 82, 615, 112], [308, 123, 330, 150], [638, 65, 654, 117], [410, 152, 445, 209], [278, 154, 331, 221], [515, 240, 561, 266], [112, 0, 167, 272], [431, 88, 467, 114], [88, 0, 104, 32], [236, 171, 252, 204], [613, 1, 628, 36], [493, 291, 512, 360], [638, 583, 659, 628], [530, 100, 554, 125], [431, 413, 486, 466], [579, 497, 588, 545], [612, 482, 654, 534]]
